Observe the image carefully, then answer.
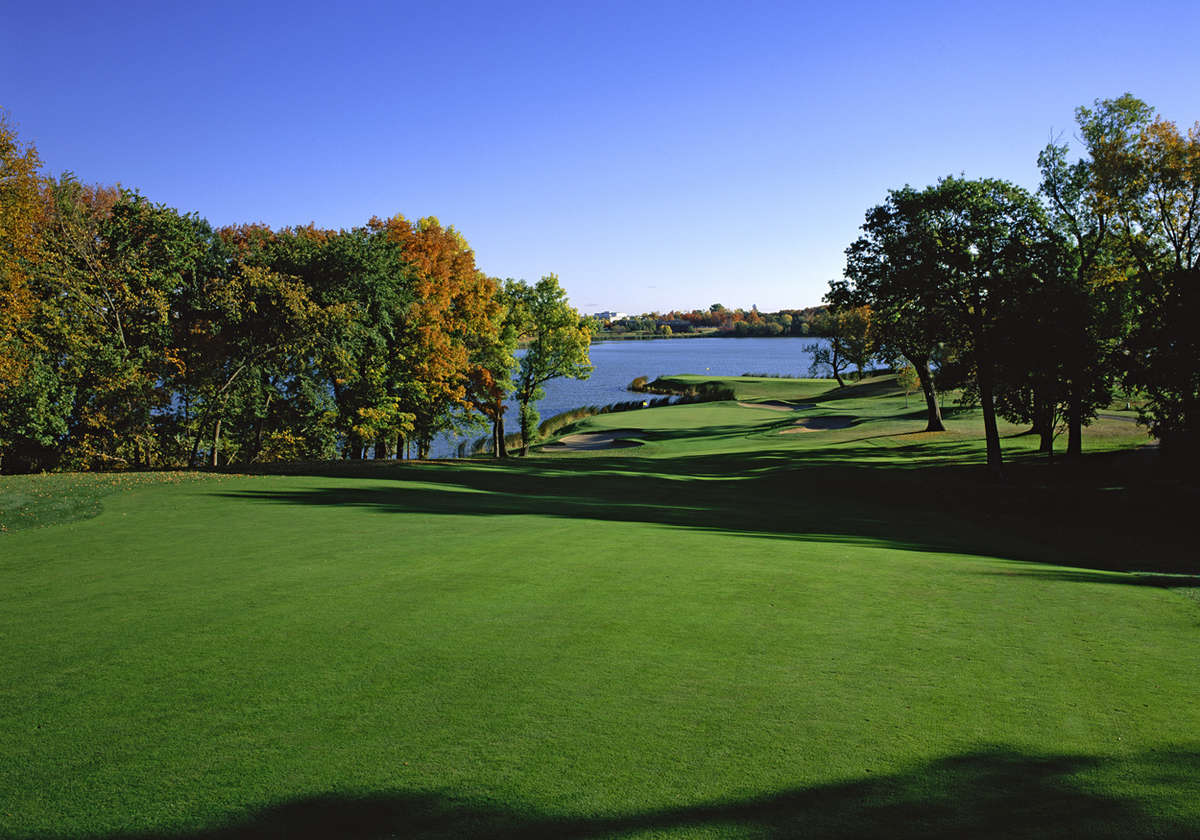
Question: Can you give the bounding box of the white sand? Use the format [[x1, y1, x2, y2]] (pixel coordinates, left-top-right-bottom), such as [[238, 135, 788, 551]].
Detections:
[[542, 431, 643, 451], [780, 416, 854, 433], [737, 401, 816, 411]]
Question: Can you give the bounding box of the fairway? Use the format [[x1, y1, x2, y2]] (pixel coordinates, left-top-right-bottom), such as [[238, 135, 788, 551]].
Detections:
[[2, 378, 1198, 839]]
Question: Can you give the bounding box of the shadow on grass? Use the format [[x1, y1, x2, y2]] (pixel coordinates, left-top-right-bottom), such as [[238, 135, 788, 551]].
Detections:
[[227, 444, 1198, 575], [807, 376, 904, 402], [985, 568, 1200, 589], [53, 747, 1200, 839]]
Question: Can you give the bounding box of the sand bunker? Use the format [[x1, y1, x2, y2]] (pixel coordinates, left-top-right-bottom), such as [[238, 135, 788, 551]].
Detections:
[[542, 431, 643, 451], [781, 415, 855, 433], [737, 401, 817, 411]]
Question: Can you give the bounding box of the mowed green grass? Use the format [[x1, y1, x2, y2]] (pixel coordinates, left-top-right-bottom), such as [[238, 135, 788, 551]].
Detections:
[[2, 377, 1198, 839]]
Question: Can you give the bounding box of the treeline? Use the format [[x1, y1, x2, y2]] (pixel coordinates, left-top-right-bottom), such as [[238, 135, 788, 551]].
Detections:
[[0, 113, 591, 473], [597, 305, 829, 337], [822, 94, 1198, 474]]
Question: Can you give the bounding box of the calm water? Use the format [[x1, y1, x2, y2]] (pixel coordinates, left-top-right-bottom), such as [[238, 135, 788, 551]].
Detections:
[[434, 336, 831, 457]]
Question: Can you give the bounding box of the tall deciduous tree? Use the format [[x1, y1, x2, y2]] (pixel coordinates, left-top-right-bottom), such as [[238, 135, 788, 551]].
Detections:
[[803, 305, 871, 387], [922, 177, 1056, 477], [841, 188, 954, 432], [1035, 95, 1150, 457], [0, 111, 42, 402], [376, 215, 501, 459], [845, 178, 1054, 476], [1079, 95, 1200, 463], [469, 280, 520, 457], [507, 275, 593, 455]]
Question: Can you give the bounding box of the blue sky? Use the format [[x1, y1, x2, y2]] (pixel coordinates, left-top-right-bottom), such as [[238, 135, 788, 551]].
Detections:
[[3, 0, 1197, 313]]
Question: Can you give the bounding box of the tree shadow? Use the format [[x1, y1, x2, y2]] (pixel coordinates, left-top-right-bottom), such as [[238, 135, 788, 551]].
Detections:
[[983, 568, 1200, 589], [223, 444, 1199, 575], [805, 377, 903, 402], [48, 747, 1200, 839]]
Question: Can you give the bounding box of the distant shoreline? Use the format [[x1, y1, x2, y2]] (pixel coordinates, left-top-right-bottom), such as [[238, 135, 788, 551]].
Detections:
[[589, 332, 819, 344]]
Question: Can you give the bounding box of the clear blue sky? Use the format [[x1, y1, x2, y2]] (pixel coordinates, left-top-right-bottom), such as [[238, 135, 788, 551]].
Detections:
[[3, 0, 1197, 313]]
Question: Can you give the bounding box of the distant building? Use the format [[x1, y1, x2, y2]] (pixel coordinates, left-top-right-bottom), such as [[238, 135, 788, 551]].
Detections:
[[593, 311, 628, 322]]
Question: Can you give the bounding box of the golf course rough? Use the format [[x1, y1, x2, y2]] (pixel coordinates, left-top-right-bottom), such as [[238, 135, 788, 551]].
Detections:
[[2, 375, 1197, 839]]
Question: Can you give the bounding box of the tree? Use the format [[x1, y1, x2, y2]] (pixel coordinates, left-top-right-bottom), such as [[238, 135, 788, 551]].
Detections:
[[922, 178, 1056, 477], [896, 364, 919, 408], [0, 111, 51, 470], [1034, 95, 1151, 457], [508, 275, 593, 455], [375, 215, 502, 459], [804, 305, 871, 386], [32, 186, 217, 469], [178, 252, 322, 467], [1078, 96, 1200, 464], [470, 282, 520, 457], [841, 190, 954, 432], [846, 177, 1055, 476]]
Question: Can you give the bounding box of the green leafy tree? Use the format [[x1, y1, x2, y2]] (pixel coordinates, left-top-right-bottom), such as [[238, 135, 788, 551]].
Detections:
[[472, 282, 522, 457], [920, 178, 1055, 477], [847, 177, 1054, 476], [896, 364, 919, 408], [804, 305, 871, 387], [841, 190, 956, 432], [1035, 96, 1149, 457], [508, 275, 593, 455]]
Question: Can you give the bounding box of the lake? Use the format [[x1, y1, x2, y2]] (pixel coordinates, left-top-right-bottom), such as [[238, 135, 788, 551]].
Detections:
[[434, 336, 832, 457]]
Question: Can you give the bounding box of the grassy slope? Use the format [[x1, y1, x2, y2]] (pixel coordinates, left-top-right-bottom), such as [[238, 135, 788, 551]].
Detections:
[[1, 377, 1198, 839]]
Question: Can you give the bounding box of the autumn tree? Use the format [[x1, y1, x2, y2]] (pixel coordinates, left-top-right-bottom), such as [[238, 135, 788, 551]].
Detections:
[[1077, 95, 1200, 463], [0, 111, 52, 470], [375, 215, 501, 459]]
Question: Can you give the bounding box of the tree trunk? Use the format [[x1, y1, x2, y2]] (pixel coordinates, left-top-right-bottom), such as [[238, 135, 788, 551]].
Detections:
[[1031, 390, 1054, 458], [1066, 394, 1083, 458], [374, 438, 387, 460], [910, 356, 945, 432], [518, 399, 533, 456], [1184, 390, 1199, 469], [829, 340, 847, 388], [494, 414, 508, 458], [1036, 400, 1055, 457], [977, 361, 1003, 480], [211, 417, 222, 468]]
